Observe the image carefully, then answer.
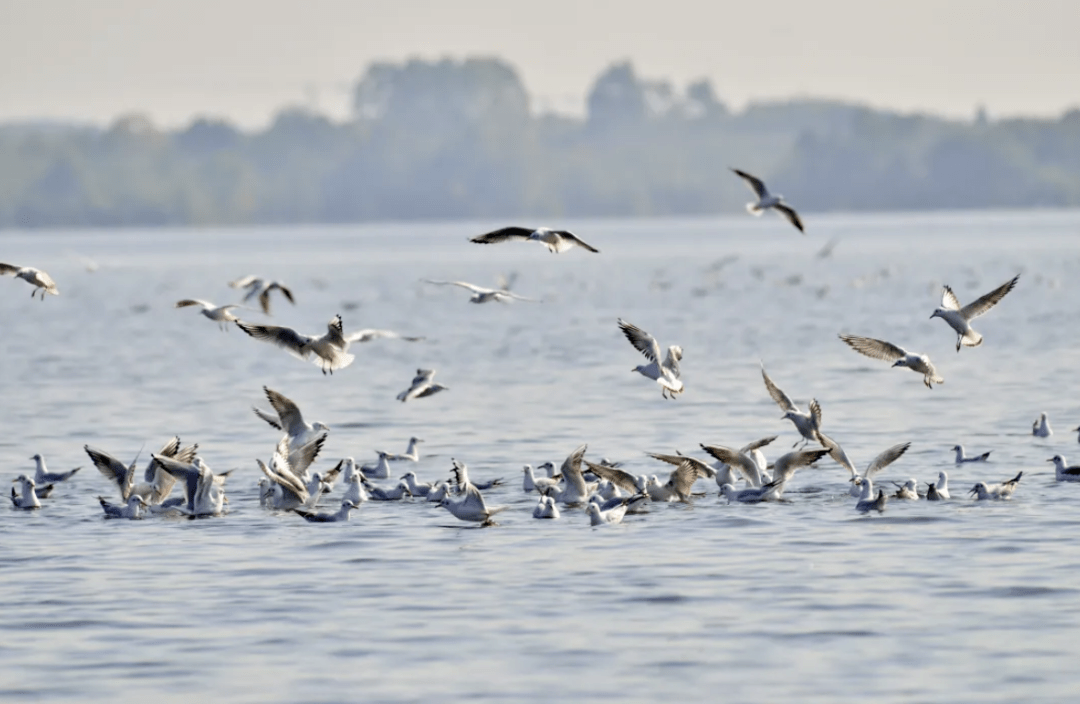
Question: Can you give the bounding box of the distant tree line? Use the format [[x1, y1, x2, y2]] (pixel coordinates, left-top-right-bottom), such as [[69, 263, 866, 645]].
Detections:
[[1, 57, 1078, 228]]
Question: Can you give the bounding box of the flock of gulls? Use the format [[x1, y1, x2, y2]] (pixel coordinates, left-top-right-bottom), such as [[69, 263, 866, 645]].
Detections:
[[4, 168, 1077, 525]]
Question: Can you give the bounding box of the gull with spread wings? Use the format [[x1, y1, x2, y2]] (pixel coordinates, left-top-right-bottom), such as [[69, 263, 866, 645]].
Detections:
[[618, 319, 683, 399], [470, 226, 600, 254], [423, 279, 539, 304], [0, 262, 58, 299], [175, 299, 244, 330], [839, 334, 944, 388], [930, 274, 1019, 351], [396, 368, 449, 402], [730, 168, 804, 233], [236, 314, 354, 374], [252, 386, 329, 447], [228, 275, 295, 315]]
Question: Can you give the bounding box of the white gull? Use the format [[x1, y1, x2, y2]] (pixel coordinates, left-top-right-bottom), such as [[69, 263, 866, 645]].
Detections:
[[618, 319, 683, 399], [423, 279, 539, 304], [470, 226, 600, 254], [930, 275, 1019, 351], [0, 262, 58, 299], [175, 299, 243, 330], [970, 471, 1022, 500], [1049, 455, 1080, 482], [396, 368, 449, 402], [236, 314, 355, 374], [228, 275, 295, 315], [953, 445, 991, 463], [252, 386, 329, 448], [30, 454, 81, 484], [1033, 412, 1052, 437], [839, 334, 944, 388], [730, 168, 804, 233]]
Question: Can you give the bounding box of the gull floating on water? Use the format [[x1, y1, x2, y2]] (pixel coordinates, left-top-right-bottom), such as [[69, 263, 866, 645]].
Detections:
[[175, 299, 243, 330], [643, 453, 717, 502], [257, 436, 326, 510], [854, 479, 888, 513], [891, 479, 920, 500], [585, 495, 647, 525], [341, 472, 370, 505], [396, 369, 449, 402], [839, 334, 944, 388], [1032, 412, 1052, 437], [98, 495, 148, 519], [381, 437, 423, 462], [294, 499, 360, 523], [400, 471, 434, 497], [532, 495, 560, 519], [953, 445, 991, 463], [423, 279, 539, 304], [730, 168, 804, 233], [360, 452, 391, 478], [930, 275, 1019, 351], [618, 319, 683, 399], [927, 471, 951, 500], [228, 275, 295, 315], [1048, 455, 1080, 482], [252, 386, 329, 448], [363, 477, 412, 501], [719, 482, 780, 504], [970, 471, 1022, 500], [30, 454, 81, 484], [236, 314, 354, 374], [539, 445, 593, 505], [10, 475, 41, 509], [760, 364, 820, 447], [470, 226, 600, 254], [522, 464, 560, 494], [439, 459, 506, 525], [0, 262, 59, 299]]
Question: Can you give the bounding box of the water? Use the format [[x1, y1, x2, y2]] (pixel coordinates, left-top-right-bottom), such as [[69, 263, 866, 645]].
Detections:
[[2, 210, 1080, 702]]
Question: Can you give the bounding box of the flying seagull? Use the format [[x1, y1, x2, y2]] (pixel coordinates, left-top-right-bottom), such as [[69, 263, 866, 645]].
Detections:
[[252, 386, 329, 448], [930, 275, 1019, 351], [730, 168, 804, 233], [838, 334, 944, 388], [175, 299, 243, 330], [0, 262, 59, 299], [228, 275, 295, 315], [396, 369, 449, 402], [236, 314, 355, 374], [470, 226, 600, 254], [422, 279, 539, 304], [617, 319, 683, 399]]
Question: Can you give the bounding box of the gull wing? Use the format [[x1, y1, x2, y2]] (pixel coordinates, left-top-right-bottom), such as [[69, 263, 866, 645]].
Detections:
[[145, 436, 181, 481], [554, 231, 600, 253], [229, 275, 260, 289], [939, 286, 962, 311], [665, 458, 713, 499], [151, 454, 200, 508], [730, 168, 769, 199], [663, 346, 682, 379], [774, 203, 804, 233], [863, 442, 911, 479], [346, 329, 424, 343], [175, 299, 213, 310], [560, 444, 589, 496], [253, 406, 282, 431], [424, 279, 491, 294], [264, 387, 307, 439], [450, 458, 472, 490], [236, 321, 313, 360], [584, 460, 641, 493], [699, 445, 759, 484], [809, 399, 824, 431], [411, 369, 435, 385], [771, 449, 830, 481], [288, 434, 326, 478], [761, 365, 798, 413], [816, 431, 857, 477], [84, 446, 135, 499], [470, 227, 534, 244], [960, 275, 1019, 321], [839, 334, 907, 363], [739, 436, 778, 454], [618, 319, 661, 362], [0, 262, 22, 275]]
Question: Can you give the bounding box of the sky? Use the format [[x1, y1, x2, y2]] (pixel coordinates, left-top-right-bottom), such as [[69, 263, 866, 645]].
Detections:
[[3, 0, 1079, 129]]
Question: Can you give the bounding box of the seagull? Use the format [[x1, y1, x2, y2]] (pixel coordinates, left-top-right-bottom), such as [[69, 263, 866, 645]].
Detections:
[[381, 437, 423, 462], [760, 364, 820, 447], [617, 319, 683, 399], [236, 314, 355, 374], [85, 437, 198, 503], [470, 226, 600, 254], [175, 299, 243, 330], [30, 454, 81, 484], [228, 275, 295, 315], [730, 168, 804, 233], [10, 475, 41, 509], [585, 498, 633, 526], [257, 437, 323, 511], [583, 460, 648, 495], [363, 478, 412, 501], [439, 459, 506, 525], [98, 495, 148, 519], [930, 275, 1019, 351], [532, 495, 560, 519], [252, 386, 329, 448], [538, 445, 593, 505], [341, 473, 370, 505], [701, 446, 828, 500], [1048, 455, 1080, 482], [927, 471, 951, 500], [0, 262, 59, 299], [843, 443, 912, 498], [423, 279, 539, 304], [697, 438, 776, 488], [719, 482, 780, 504], [446, 458, 503, 491], [400, 471, 434, 497], [891, 479, 920, 500], [855, 479, 888, 513], [970, 471, 1022, 501], [345, 329, 425, 344], [953, 445, 991, 463], [360, 452, 391, 479], [294, 499, 360, 523], [152, 455, 229, 516], [643, 454, 717, 502], [838, 334, 944, 388], [426, 481, 452, 503], [1033, 412, 1052, 437], [396, 368, 449, 402], [522, 464, 561, 494]]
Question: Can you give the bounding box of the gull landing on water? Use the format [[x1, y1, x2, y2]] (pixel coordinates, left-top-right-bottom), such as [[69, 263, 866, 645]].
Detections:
[[930, 275, 1018, 351], [618, 319, 683, 399], [175, 299, 243, 330], [470, 226, 600, 254], [0, 262, 58, 299], [839, 334, 944, 388], [236, 314, 354, 374], [730, 168, 804, 233], [422, 279, 539, 304]]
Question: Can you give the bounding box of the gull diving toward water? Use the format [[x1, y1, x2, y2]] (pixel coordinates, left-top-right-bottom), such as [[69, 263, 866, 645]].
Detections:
[[470, 226, 600, 254], [396, 369, 449, 402], [730, 168, 804, 233], [953, 445, 991, 463], [970, 471, 1022, 501], [236, 314, 354, 374], [252, 386, 329, 448], [175, 299, 243, 330], [760, 364, 820, 447], [930, 275, 1019, 351], [1048, 455, 1080, 482], [839, 334, 944, 388], [618, 319, 683, 399], [0, 262, 59, 299], [422, 279, 540, 304], [228, 275, 295, 315], [30, 454, 80, 484], [1033, 412, 1052, 437]]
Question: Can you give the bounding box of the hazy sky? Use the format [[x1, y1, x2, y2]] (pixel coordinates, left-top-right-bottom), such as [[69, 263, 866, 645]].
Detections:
[[3, 0, 1078, 128]]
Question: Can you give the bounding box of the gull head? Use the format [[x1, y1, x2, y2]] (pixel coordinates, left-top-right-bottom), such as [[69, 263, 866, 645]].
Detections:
[[14, 474, 35, 486], [400, 471, 416, 481], [586, 503, 602, 519], [313, 421, 330, 433], [969, 482, 987, 496], [30, 453, 42, 461], [929, 308, 944, 320]]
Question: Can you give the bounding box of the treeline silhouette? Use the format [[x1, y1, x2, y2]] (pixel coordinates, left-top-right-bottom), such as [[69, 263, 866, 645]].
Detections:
[[2, 57, 1078, 228]]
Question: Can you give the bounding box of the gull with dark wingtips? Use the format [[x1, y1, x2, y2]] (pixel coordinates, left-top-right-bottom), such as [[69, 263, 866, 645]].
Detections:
[[618, 319, 683, 399], [839, 334, 944, 388], [470, 226, 600, 254], [0, 262, 58, 299], [175, 299, 244, 330], [730, 168, 804, 233], [423, 279, 539, 304], [228, 275, 295, 315], [236, 314, 354, 374], [930, 274, 1018, 351], [396, 369, 449, 402], [970, 472, 1022, 500]]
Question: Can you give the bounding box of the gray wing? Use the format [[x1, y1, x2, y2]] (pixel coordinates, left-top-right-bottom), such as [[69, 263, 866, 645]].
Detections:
[[229, 275, 260, 289], [151, 454, 200, 506], [772, 449, 830, 480], [761, 365, 798, 413], [699, 445, 759, 483], [145, 436, 181, 481], [584, 460, 641, 494], [554, 231, 600, 253], [960, 275, 1019, 321], [667, 459, 712, 499], [470, 227, 534, 244], [618, 319, 661, 362], [864, 442, 912, 479], [739, 436, 778, 454], [731, 168, 769, 199], [838, 334, 907, 362], [85, 446, 134, 499], [774, 203, 804, 233], [939, 286, 962, 311], [236, 321, 313, 359], [809, 399, 823, 430], [424, 279, 490, 294], [663, 346, 682, 378], [411, 369, 436, 385], [346, 329, 424, 343], [560, 444, 589, 495], [253, 406, 282, 431], [460, 483, 488, 514], [288, 434, 327, 478], [0, 262, 21, 275], [175, 299, 213, 310], [264, 387, 306, 438], [816, 431, 857, 477]]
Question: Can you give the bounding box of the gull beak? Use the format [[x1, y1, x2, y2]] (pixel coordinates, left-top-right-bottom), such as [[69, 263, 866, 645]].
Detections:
[[1047, 458, 1056, 463]]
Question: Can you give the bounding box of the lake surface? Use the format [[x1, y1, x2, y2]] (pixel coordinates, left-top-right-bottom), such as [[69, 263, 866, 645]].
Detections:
[[2, 210, 1080, 703]]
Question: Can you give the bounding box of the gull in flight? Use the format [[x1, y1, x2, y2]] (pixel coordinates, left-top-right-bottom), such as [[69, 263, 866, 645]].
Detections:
[[698, 437, 777, 488], [930, 275, 1019, 351], [228, 275, 295, 315], [970, 471, 1022, 501], [701, 445, 828, 499], [953, 445, 991, 463], [730, 168, 804, 233], [532, 495, 560, 519], [854, 479, 888, 513], [760, 364, 820, 447], [423, 279, 539, 304], [252, 386, 329, 448], [10, 475, 42, 509], [396, 369, 449, 402], [237, 314, 354, 374], [345, 329, 425, 344], [618, 319, 683, 399], [583, 460, 648, 495], [0, 262, 59, 299], [175, 299, 244, 330], [85, 437, 198, 505], [294, 499, 361, 523], [1048, 455, 1080, 483], [98, 495, 149, 519], [439, 459, 507, 525], [926, 471, 951, 500], [1033, 412, 1052, 437], [840, 442, 911, 497], [30, 454, 81, 484], [839, 334, 944, 388], [470, 226, 600, 254]]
